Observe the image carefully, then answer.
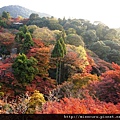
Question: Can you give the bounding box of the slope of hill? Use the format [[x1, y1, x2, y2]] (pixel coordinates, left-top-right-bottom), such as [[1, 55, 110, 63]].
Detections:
[[0, 5, 51, 18]]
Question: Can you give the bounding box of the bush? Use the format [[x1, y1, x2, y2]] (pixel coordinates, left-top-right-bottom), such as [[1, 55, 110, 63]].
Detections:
[[26, 90, 46, 114]]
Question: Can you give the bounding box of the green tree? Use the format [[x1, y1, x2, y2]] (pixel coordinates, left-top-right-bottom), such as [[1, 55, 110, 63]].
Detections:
[[81, 30, 98, 47], [0, 20, 7, 27], [103, 40, 120, 51], [48, 18, 63, 31], [66, 28, 76, 35], [27, 25, 38, 34], [12, 53, 38, 85], [15, 31, 25, 44], [19, 25, 28, 34], [51, 33, 66, 84], [90, 41, 111, 61], [15, 25, 34, 54], [107, 49, 120, 64], [2, 11, 10, 19], [51, 39, 64, 58], [104, 29, 118, 40], [66, 34, 84, 47], [59, 36, 66, 55], [29, 13, 39, 20], [95, 23, 107, 40], [21, 32, 34, 53]]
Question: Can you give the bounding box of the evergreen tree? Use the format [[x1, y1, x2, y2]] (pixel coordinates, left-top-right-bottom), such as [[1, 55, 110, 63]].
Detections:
[[59, 37, 66, 55], [15, 25, 34, 54], [19, 25, 28, 34], [51, 32, 66, 84], [51, 40, 64, 58], [12, 53, 38, 85], [21, 32, 34, 53], [15, 31, 25, 44], [2, 11, 10, 19]]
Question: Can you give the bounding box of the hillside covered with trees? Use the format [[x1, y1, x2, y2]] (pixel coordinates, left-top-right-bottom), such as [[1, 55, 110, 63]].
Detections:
[[0, 5, 51, 18], [0, 9, 120, 115]]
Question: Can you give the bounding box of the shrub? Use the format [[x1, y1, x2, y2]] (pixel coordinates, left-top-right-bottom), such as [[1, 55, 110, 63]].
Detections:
[[26, 90, 46, 114]]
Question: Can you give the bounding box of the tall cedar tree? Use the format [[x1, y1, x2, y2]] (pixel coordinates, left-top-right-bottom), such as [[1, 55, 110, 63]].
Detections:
[[51, 40, 64, 58], [51, 33, 66, 84]]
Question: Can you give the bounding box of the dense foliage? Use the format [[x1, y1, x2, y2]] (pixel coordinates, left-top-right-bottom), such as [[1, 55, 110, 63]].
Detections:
[[0, 10, 120, 115], [86, 63, 120, 104], [37, 97, 120, 114], [26, 90, 46, 114], [12, 53, 38, 84]]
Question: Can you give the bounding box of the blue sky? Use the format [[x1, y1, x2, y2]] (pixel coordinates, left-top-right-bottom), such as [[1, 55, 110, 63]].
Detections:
[[0, 0, 120, 28]]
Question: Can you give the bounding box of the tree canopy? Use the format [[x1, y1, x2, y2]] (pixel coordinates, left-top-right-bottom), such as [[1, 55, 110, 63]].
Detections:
[[12, 53, 38, 84]]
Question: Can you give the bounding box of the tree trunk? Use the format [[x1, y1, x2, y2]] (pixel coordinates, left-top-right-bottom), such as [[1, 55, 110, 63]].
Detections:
[[58, 58, 62, 84], [56, 59, 59, 84]]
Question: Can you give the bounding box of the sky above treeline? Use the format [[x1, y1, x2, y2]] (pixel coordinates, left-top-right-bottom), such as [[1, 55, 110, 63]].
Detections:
[[0, 0, 120, 28]]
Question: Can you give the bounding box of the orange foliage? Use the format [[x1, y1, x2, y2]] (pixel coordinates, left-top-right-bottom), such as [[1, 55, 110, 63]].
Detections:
[[0, 63, 12, 69], [26, 76, 56, 95], [0, 32, 14, 46], [27, 47, 50, 77], [32, 38, 44, 48], [64, 51, 83, 67], [85, 62, 120, 104], [101, 62, 120, 82], [112, 62, 120, 71], [37, 97, 120, 114], [26, 84, 36, 92], [65, 51, 78, 63]]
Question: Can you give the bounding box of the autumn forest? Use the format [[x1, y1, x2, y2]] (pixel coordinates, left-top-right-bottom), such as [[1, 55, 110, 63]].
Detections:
[[0, 10, 120, 115]]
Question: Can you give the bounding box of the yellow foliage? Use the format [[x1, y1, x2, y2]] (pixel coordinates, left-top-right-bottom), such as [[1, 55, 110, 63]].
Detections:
[[0, 92, 4, 97], [26, 90, 46, 114], [70, 73, 99, 89], [66, 45, 89, 70], [33, 27, 56, 44]]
